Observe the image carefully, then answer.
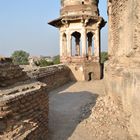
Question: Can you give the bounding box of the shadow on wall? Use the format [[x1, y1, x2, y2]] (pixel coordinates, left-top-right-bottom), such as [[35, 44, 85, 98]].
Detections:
[[48, 82, 98, 140]]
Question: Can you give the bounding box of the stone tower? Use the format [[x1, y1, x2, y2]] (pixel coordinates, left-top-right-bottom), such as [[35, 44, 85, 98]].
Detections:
[[49, 0, 106, 81]]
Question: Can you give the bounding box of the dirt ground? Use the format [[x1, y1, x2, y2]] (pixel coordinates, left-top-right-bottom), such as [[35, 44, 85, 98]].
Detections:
[[48, 81, 105, 140], [48, 81, 131, 140]]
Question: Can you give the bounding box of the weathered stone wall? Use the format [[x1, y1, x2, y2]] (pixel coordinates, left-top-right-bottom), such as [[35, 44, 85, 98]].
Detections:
[[105, 0, 140, 138], [0, 59, 71, 140], [68, 62, 101, 81], [0, 59, 49, 140], [0, 82, 48, 140], [0, 58, 29, 87], [24, 64, 71, 91]]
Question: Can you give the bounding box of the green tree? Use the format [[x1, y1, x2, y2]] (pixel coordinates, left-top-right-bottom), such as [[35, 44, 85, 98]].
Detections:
[[37, 59, 54, 67], [11, 50, 29, 65], [53, 55, 60, 64], [101, 52, 108, 64]]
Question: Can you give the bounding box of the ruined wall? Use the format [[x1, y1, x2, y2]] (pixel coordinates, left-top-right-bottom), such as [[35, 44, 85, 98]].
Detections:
[[0, 82, 48, 140], [0, 58, 29, 87], [0, 58, 49, 140], [105, 0, 140, 138], [24, 64, 71, 91], [0, 59, 71, 140]]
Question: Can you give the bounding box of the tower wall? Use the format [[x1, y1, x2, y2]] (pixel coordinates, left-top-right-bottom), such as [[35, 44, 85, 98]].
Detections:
[[61, 0, 99, 17], [105, 0, 140, 137]]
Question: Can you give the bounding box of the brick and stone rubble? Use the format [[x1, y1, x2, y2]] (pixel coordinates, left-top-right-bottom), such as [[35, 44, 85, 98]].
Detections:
[[79, 96, 131, 140]]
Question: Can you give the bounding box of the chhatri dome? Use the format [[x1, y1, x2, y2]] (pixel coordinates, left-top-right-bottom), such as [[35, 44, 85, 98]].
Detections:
[[48, 0, 106, 81]]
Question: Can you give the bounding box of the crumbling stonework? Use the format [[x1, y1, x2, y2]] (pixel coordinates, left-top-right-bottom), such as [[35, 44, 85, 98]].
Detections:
[[24, 64, 71, 91], [0, 58, 49, 140], [0, 58, 29, 87], [105, 0, 140, 138], [0, 59, 71, 140], [0, 57, 72, 140], [78, 96, 132, 140]]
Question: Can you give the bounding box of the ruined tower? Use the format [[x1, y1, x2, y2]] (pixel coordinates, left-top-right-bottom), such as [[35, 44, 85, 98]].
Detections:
[[49, 0, 106, 81]]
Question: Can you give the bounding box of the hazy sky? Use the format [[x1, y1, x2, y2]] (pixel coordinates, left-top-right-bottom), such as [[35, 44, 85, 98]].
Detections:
[[0, 0, 108, 57]]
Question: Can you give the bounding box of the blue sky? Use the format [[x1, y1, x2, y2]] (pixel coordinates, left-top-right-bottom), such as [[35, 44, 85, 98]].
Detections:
[[0, 0, 108, 57]]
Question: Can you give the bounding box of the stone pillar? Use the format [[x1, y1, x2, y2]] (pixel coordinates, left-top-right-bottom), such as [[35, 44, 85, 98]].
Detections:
[[88, 37, 92, 56], [81, 28, 87, 57], [94, 27, 100, 62], [75, 38, 80, 56], [63, 37, 67, 56], [60, 32, 63, 57], [67, 32, 72, 57]]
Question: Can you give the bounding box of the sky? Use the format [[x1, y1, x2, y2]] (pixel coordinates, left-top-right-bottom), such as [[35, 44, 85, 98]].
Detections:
[[0, 0, 108, 57]]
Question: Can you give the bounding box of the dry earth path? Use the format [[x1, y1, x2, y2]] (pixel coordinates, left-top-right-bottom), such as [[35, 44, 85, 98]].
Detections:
[[48, 80, 105, 140]]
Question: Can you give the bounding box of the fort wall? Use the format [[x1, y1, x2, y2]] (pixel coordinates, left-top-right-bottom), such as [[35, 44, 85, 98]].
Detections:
[[24, 64, 71, 91], [0, 59, 71, 140], [105, 0, 140, 137]]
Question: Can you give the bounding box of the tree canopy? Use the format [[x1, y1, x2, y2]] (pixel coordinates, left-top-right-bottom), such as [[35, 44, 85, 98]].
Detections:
[[53, 55, 60, 64], [11, 50, 29, 65], [101, 52, 108, 64], [36, 59, 54, 67]]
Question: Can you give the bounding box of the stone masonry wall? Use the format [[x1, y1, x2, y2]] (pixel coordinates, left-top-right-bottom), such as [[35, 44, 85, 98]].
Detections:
[[0, 58, 29, 87], [24, 64, 71, 91], [0, 82, 48, 140], [0, 59, 71, 140], [0, 58, 49, 140], [105, 0, 140, 138]]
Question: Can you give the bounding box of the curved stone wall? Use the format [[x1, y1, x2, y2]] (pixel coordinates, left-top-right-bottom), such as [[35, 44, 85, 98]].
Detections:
[[60, 0, 99, 17]]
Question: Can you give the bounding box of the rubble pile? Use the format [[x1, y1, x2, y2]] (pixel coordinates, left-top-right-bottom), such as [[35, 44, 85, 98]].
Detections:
[[80, 96, 132, 140]]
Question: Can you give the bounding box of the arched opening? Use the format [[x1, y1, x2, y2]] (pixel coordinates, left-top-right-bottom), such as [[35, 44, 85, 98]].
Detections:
[[62, 33, 67, 56], [88, 72, 93, 81], [87, 32, 94, 59], [71, 31, 81, 56]]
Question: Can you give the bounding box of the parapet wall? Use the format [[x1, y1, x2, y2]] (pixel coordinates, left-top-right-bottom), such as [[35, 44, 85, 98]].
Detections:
[[0, 60, 72, 140], [24, 64, 71, 91], [0, 82, 48, 140], [106, 0, 140, 138]]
